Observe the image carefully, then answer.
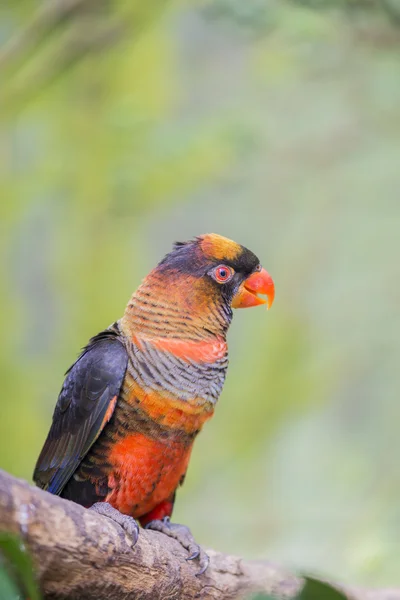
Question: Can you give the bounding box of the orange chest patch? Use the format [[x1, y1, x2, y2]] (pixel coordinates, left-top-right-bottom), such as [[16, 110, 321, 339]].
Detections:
[[142, 336, 227, 363], [123, 374, 214, 435], [106, 433, 192, 518]]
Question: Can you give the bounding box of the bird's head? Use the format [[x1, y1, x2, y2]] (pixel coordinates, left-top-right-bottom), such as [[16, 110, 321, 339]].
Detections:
[[123, 233, 274, 339], [158, 233, 274, 310]]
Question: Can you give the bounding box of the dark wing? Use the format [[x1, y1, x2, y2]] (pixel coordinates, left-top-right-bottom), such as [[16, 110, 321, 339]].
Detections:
[[33, 326, 128, 495]]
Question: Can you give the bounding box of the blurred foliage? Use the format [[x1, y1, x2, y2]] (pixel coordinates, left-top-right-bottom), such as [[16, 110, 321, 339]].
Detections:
[[250, 577, 348, 600], [0, 533, 41, 600], [295, 578, 348, 600], [1, 0, 400, 590], [201, 0, 400, 36]]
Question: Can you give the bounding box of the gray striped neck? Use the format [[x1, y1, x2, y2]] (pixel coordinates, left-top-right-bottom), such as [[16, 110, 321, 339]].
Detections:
[[121, 274, 233, 341], [121, 329, 229, 406]]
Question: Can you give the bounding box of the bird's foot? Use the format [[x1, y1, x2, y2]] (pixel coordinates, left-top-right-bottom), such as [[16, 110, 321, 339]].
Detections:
[[145, 516, 209, 575], [89, 502, 139, 546]]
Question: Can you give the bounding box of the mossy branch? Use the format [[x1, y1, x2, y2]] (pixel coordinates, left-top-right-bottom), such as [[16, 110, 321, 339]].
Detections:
[[0, 470, 399, 600]]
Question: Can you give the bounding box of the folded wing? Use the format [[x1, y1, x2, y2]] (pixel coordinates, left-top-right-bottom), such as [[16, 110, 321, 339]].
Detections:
[[33, 328, 128, 496]]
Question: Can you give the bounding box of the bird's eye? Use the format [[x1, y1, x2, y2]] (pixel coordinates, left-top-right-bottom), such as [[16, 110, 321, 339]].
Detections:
[[255, 264, 262, 272], [213, 265, 234, 283]]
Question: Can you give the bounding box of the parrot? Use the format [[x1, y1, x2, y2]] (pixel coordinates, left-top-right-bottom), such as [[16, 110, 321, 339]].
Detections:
[[33, 233, 275, 574]]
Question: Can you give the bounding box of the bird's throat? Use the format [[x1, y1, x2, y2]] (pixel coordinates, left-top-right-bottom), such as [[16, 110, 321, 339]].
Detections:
[[119, 272, 230, 408], [121, 270, 232, 342]]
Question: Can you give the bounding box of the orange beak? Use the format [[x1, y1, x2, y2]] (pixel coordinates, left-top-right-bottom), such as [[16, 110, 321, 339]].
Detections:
[[232, 267, 275, 309]]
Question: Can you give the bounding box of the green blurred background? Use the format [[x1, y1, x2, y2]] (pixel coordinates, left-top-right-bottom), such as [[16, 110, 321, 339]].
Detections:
[[1, 0, 400, 588]]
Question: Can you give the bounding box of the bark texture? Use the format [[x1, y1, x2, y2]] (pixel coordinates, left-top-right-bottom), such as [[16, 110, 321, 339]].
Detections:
[[0, 469, 399, 600]]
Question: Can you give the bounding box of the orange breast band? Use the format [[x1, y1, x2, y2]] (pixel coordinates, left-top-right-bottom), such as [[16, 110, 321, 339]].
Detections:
[[134, 334, 227, 363], [125, 377, 214, 434], [106, 432, 192, 517]]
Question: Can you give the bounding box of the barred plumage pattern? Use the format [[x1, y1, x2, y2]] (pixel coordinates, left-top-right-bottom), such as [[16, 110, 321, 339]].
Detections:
[[35, 233, 267, 523]]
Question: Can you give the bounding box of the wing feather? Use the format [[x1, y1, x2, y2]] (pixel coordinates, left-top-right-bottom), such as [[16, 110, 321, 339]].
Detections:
[[33, 327, 128, 495]]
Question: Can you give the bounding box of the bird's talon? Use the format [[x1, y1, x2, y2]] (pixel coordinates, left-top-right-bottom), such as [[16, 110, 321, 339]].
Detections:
[[89, 502, 139, 546], [196, 562, 209, 577], [195, 550, 210, 576], [146, 518, 210, 573], [186, 548, 200, 561]]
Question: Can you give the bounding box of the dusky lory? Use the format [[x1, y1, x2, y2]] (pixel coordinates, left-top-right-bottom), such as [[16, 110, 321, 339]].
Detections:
[[34, 233, 275, 573]]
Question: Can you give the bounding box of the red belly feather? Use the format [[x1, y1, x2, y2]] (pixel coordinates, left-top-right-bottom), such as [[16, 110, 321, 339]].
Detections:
[[105, 433, 192, 518]]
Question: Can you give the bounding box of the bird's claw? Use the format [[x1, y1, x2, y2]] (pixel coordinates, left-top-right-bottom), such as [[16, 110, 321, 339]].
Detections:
[[145, 517, 209, 575], [186, 548, 200, 561], [89, 502, 139, 546], [195, 555, 210, 577]]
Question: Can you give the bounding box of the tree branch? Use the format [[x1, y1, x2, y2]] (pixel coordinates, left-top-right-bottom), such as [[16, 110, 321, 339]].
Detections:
[[0, 469, 398, 600], [0, 0, 90, 71]]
